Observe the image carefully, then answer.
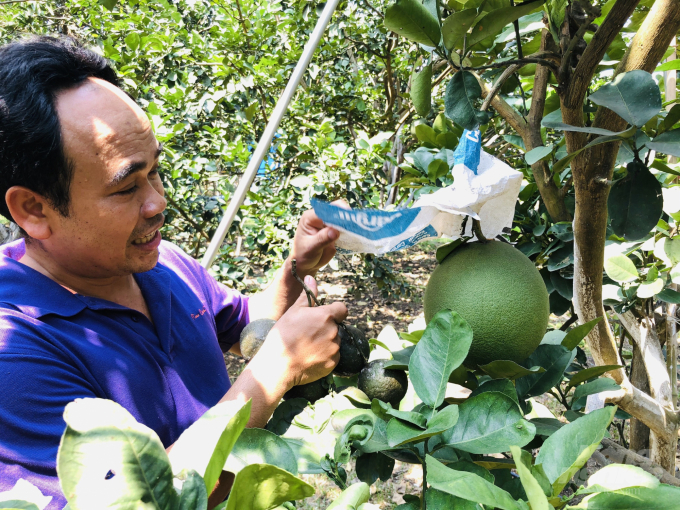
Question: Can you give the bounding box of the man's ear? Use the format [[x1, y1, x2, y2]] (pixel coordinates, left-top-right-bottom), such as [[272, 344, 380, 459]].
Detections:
[[5, 186, 53, 240]]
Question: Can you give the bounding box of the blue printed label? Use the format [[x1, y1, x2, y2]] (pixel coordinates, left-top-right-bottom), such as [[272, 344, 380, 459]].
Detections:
[[312, 199, 423, 241], [390, 225, 438, 252], [453, 129, 481, 174]]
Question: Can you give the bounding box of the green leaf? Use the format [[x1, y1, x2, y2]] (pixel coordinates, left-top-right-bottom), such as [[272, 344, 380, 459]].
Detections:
[[545, 0, 567, 44], [224, 464, 314, 510], [603, 254, 639, 283], [265, 398, 308, 435], [409, 310, 473, 408], [562, 317, 602, 351], [57, 398, 179, 510], [541, 122, 625, 136], [551, 127, 638, 174], [469, 378, 520, 407], [567, 485, 680, 509], [657, 288, 680, 304], [124, 33, 140, 51], [572, 378, 621, 402], [335, 414, 375, 464], [371, 399, 428, 428], [656, 60, 680, 72], [530, 418, 565, 437], [442, 393, 535, 454], [588, 70, 662, 127], [415, 123, 438, 146], [664, 104, 680, 130], [178, 470, 208, 510], [327, 483, 370, 510], [0, 502, 40, 510], [425, 455, 521, 510], [477, 360, 546, 381], [436, 239, 466, 263], [637, 277, 664, 298], [412, 63, 433, 117], [355, 452, 395, 485], [225, 428, 298, 475], [467, 2, 544, 47], [516, 345, 575, 398], [584, 463, 660, 492], [525, 145, 553, 165], [98, 0, 118, 10], [426, 489, 480, 510], [535, 406, 616, 495], [647, 129, 680, 157], [510, 446, 550, 510], [608, 161, 663, 241], [384, 0, 441, 46], [168, 400, 252, 495], [654, 237, 680, 266], [444, 71, 490, 130], [441, 8, 478, 49], [386, 404, 459, 446], [567, 365, 622, 388]]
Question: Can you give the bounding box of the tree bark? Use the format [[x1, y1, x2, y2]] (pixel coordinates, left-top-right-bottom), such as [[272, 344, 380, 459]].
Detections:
[[523, 30, 571, 223]]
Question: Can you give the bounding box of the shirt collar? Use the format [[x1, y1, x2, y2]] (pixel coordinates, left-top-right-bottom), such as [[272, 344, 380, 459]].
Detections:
[[0, 239, 86, 319]]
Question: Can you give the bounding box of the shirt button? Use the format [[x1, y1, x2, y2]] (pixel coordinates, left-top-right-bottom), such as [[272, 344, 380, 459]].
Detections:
[[131, 316, 139, 323]]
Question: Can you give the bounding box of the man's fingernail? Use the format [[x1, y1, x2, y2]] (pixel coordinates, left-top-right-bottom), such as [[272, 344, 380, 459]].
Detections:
[[328, 229, 338, 240]]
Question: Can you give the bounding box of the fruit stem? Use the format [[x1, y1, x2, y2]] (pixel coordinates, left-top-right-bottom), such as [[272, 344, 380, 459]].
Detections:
[[291, 258, 320, 307], [291, 259, 366, 361], [472, 219, 489, 244]]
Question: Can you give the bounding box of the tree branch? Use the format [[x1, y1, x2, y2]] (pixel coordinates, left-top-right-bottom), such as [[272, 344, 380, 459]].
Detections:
[[617, 311, 673, 409], [597, 438, 680, 486], [562, 0, 640, 141]]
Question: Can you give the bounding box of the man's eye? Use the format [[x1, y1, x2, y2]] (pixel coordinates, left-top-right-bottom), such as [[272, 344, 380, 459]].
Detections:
[[117, 186, 137, 195]]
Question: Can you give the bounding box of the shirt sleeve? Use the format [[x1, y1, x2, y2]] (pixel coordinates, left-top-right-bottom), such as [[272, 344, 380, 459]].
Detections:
[[158, 242, 250, 352], [0, 313, 98, 510]]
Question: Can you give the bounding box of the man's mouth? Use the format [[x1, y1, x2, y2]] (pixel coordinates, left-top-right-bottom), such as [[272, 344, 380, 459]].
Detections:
[[132, 230, 158, 245]]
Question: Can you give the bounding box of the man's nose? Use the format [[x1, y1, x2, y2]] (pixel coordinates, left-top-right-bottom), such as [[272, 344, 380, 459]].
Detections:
[[142, 182, 167, 218]]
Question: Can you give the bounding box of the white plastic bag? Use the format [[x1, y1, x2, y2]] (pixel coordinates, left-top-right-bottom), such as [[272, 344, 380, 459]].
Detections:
[[312, 129, 523, 254]]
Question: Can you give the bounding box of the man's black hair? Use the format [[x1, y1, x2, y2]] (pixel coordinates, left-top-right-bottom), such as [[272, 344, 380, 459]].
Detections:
[[0, 36, 119, 222]]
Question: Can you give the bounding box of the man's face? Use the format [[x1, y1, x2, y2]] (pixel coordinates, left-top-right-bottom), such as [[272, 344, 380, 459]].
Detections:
[[45, 77, 167, 277]]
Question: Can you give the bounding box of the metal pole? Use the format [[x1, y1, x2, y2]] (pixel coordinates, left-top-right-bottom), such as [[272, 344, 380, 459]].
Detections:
[[201, 0, 342, 268]]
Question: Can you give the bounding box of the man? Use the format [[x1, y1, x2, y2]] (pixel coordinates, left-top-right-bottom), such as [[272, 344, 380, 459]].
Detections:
[[0, 36, 347, 508]]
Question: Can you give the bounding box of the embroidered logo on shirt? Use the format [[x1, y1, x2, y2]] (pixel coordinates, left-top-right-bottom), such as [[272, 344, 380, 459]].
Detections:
[[191, 308, 207, 319]]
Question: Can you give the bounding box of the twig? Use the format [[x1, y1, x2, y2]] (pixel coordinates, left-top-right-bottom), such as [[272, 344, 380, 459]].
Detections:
[[560, 313, 579, 331], [510, 0, 524, 60], [559, 12, 599, 83], [472, 57, 560, 74], [165, 194, 211, 243], [472, 219, 489, 244], [291, 259, 320, 307], [481, 64, 521, 112]]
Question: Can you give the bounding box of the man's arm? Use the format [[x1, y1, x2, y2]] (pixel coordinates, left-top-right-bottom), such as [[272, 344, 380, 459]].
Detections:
[[170, 277, 347, 508], [247, 209, 339, 322]]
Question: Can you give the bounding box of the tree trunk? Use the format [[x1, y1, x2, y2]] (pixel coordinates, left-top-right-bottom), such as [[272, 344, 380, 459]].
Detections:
[[569, 0, 680, 474]]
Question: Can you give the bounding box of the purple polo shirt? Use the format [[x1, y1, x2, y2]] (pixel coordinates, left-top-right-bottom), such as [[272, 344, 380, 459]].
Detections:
[[0, 239, 249, 508]]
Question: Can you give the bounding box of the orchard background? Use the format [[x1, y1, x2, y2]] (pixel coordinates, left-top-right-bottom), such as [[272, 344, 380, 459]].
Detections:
[[3, 0, 680, 508]]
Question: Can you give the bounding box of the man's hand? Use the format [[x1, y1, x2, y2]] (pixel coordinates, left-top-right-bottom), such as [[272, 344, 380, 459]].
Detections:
[[289, 208, 340, 277], [250, 275, 347, 389]]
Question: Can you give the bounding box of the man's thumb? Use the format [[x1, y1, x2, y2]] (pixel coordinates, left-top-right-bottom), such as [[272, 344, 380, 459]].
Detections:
[[294, 275, 318, 307]]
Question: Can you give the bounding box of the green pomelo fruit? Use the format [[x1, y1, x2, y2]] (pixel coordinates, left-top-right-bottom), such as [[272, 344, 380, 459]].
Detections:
[[283, 374, 332, 404], [424, 240, 549, 368], [334, 324, 370, 377], [239, 318, 276, 360], [358, 359, 408, 408]]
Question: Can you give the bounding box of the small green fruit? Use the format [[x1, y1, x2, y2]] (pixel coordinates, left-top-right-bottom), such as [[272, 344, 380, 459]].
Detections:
[[239, 318, 276, 360], [283, 374, 333, 404], [334, 324, 370, 377], [358, 360, 408, 408]]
